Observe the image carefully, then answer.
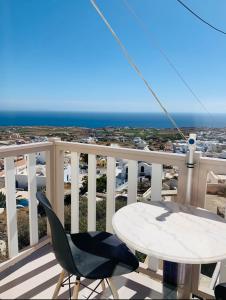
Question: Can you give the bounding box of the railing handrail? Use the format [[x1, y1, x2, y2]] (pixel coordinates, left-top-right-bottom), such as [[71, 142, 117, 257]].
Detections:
[[0, 142, 53, 158], [56, 141, 186, 166], [1, 140, 226, 170], [200, 156, 226, 172], [1, 139, 226, 167]]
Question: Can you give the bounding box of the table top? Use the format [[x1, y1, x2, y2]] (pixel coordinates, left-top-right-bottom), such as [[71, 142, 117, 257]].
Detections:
[[112, 201, 226, 264]]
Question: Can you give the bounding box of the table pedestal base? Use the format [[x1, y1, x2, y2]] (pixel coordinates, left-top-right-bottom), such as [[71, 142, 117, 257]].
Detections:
[[163, 261, 192, 299]]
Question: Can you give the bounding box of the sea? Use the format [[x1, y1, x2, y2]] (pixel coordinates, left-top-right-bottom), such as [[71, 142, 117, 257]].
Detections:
[[0, 111, 226, 129]]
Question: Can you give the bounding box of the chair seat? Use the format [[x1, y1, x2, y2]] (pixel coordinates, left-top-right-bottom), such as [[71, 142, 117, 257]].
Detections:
[[67, 231, 139, 279], [215, 282, 226, 300]]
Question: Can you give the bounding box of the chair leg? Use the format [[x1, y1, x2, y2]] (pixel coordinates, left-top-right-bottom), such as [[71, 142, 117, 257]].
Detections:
[[72, 277, 80, 300], [52, 269, 66, 299], [107, 278, 119, 299], [101, 279, 106, 292]]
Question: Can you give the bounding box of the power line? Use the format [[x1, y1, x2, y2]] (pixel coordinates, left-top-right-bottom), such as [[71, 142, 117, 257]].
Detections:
[[176, 0, 226, 35], [90, 0, 186, 140], [123, 0, 213, 120]]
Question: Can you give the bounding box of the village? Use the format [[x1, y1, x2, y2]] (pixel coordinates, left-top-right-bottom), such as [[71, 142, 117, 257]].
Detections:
[[1, 125, 226, 208]]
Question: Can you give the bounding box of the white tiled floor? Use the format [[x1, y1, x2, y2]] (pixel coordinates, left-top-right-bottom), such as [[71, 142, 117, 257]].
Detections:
[[0, 244, 176, 299]]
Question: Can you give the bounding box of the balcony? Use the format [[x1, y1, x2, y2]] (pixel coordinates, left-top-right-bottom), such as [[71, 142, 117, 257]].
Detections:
[[0, 138, 226, 299]]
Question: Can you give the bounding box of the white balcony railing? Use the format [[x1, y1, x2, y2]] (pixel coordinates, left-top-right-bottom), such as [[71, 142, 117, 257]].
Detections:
[[1, 138, 226, 298]]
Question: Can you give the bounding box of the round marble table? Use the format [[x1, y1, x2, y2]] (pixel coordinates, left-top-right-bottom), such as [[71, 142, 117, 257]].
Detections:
[[112, 201, 226, 298]]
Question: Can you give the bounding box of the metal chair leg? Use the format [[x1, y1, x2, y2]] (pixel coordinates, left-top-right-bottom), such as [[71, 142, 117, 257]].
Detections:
[[52, 269, 66, 299], [107, 278, 119, 299], [72, 277, 80, 300]]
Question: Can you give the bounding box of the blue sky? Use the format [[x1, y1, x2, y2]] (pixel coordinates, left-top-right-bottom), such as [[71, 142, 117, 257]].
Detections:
[[0, 0, 226, 113]]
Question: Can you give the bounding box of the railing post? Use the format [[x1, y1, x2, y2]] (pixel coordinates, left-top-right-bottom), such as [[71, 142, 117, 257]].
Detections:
[[151, 163, 162, 201], [27, 153, 38, 246], [46, 151, 53, 208], [220, 211, 226, 284], [88, 154, 96, 231], [71, 152, 80, 233], [220, 260, 226, 284], [127, 160, 138, 205], [55, 148, 64, 225], [190, 151, 202, 207], [4, 157, 19, 258], [177, 165, 187, 204], [106, 156, 116, 232], [46, 138, 64, 225], [45, 149, 52, 237]]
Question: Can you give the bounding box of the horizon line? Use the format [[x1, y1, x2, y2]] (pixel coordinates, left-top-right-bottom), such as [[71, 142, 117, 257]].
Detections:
[[0, 110, 225, 114]]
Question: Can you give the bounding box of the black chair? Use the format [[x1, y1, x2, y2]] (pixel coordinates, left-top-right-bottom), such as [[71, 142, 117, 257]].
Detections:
[[36, 192, 139, 299], [215, 283, 226, 300]]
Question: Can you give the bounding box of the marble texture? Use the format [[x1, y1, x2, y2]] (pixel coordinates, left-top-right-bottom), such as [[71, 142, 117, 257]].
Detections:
[[112, 201, 226, 264]]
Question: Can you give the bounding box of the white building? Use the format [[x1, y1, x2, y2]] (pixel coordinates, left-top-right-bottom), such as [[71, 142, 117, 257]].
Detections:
[[219, 150, 226, 159], [80, 137, 96, 144], [138, 162, 152, 177], [36, 152, 46, 164]]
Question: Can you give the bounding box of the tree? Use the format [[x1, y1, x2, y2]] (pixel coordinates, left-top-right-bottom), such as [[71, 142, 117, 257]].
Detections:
[[0, 192, 6, 208], [97, 175, 106, 193], [80, 175, 107, 195], [80, 176, 88, 195], [80, 153, 88, 164], [64, 194, 127, 233]]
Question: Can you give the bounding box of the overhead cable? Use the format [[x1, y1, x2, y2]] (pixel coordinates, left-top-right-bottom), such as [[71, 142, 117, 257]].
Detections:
[[123, 0, 212, 120], [90, 0, 186, 140], [176, 0, 226, 35]]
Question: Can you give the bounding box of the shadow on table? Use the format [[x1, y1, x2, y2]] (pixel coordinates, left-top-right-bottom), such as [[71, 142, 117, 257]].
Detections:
[[150, 200, 226, 223]]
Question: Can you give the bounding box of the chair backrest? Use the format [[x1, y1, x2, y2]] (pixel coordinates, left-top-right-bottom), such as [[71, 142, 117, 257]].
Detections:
[[36, 192, 77, 275], [215, 283, 226, 300]]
